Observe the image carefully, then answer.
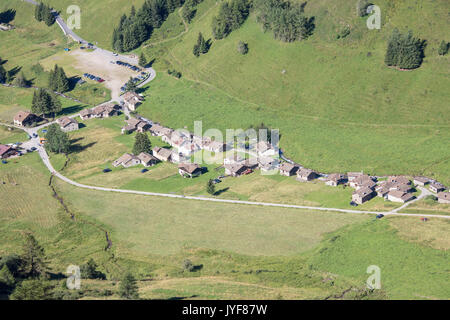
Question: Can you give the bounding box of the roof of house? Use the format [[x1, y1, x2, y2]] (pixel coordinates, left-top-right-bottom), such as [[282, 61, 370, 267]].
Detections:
[[430, 182, 445, 189], [224, 163, 247, 174], [354, 186, 374, 197], [14, 111, 33, 122], [361, 180, 377, 189], [126, 117, 141, 127], [114, 153, 139, 165], [178, 163, 201, 174], [388, 176, 410, 185], [256, 140, 275, 153], [413, 176, 430, 183], [388, 190, 414, 201], [353, 174, 373, 185], [297, 168, 316, 178], [152, 146, 172, 158], [437, 192, 450, 201], [327, 173, 347, 182], [0, 144, 12, 156], [57, 116, 78, 128], [92, 103, 116, 115], [280, 162, 298, 172], [137, 152, 157, 163], [123, 91, 143, 104], [79, 108, 92, 117], [348, 171, 364, 178]]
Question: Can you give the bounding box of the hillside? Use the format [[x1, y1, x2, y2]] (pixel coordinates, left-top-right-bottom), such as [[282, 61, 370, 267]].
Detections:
[[37, 0, 450, 182]]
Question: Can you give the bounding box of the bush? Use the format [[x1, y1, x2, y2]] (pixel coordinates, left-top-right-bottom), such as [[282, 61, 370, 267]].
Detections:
[[237, 41, 248, 54], [183, 259, 194, 272]]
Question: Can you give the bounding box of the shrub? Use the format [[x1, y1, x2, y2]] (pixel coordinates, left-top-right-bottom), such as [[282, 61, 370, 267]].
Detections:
[[237, 41, 248, 54]]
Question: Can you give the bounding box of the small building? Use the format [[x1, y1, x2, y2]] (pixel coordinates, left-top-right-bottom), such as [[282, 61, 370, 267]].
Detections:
[[279, 163, 299, 176], [437, 192, 450, 204], [388, 176, 411, 185], [0, 144, 16, 159], [152, 146, 172, 162], [137, 152, 158, 167], [224, 163, 248, 177], [376, 185, 390, 198], [112, 153, 141, 168], [121, 118, 150, 134], [204, 140, 227, 153], [79, 108, 93, 120], [349, 174, 373, 189], [358, 179, 377, 191], [56, 116, 79, 132], [122, 91, 143, 111], [413, 176, 430, 186], [392, 183, 414, 193], [178, 163, 202, 178], [429, 182, 446, 193], [255, 140, 277, 157], [14, 111, 38, 127], [347, 172, 364, 182], [326, 173, 347, 186], [91, 103, 119, 118], [352, 187, 375, 205], [258, 156, 280, 172], [296, 168, 318, 182], [387, 190, 415, 203]]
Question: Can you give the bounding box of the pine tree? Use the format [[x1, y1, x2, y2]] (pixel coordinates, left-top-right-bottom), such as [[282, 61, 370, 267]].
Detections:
[[125, 77, 137, 92], [13, 72, 28, 87], [356, 0, 369, 17], [237, 41, 248, 54], [80, 258, 101, 279], [45, 123, 70, 154], [0, 264, 15, 288], [193, 32, 207, 57], [138, 52, 147, 67], [118, 273, 139, 299], [56, 66, 70, 93], [206, 179, 215, 195], [438, 40, 449, 56], [10, 279, 53, 300], [21, 233, 49, 278], [132, 132, 152, 155], [35, 3, 44, 22], [385, 28, 400, 66]]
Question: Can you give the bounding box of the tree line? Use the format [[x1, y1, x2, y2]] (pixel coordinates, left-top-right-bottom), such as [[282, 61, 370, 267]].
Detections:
[[0, 233, 139, 300], [34, 2, 56, 26], [211, 0, 251, 40], [31, 88, 62, 118], [182, 0, 204, 23], [385, 29, 426, 70], [253, 0, 315, 42], [112, 0, 185, 52]]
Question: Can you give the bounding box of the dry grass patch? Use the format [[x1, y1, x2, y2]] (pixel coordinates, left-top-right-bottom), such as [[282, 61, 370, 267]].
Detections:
[[389, 216, 450, 250]]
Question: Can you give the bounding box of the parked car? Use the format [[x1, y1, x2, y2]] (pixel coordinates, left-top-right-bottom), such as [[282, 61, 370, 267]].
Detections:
[[30, 147, 37, 151], [113, 52, 118, 56], [376, 214, 384, 219], [350, 201, 358, 207], [212, 178, 221, 184], [141, 169, 148, 173], [103, 168, 111, 173]]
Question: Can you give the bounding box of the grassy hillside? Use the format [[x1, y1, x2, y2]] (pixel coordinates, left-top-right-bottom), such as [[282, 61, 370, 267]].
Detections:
[[18, 0, 449, 182], [0, 153, 448, 299]]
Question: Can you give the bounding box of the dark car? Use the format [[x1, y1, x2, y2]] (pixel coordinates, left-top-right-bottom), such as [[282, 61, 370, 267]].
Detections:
[[350, 201, 358, 207], [30, 147, 37, 151], [212, 178, 221, 184], [376, 214, 384, 219], [141, 169, 148, 173], [103, 168, 112, 173]]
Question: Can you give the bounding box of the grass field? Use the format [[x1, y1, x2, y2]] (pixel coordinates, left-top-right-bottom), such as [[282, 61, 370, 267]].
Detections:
[[0, 125, 27, 144], [0, 153, 448, 299], [0, 86, 90, 124], [0, 0, 110, 106]]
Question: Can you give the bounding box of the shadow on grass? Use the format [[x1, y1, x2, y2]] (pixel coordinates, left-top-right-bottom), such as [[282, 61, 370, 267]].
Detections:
[[214, 187, 229, 196], [59, 104, 85, 116], [70, 141, 96, 153], [0, 9, 16, 24]]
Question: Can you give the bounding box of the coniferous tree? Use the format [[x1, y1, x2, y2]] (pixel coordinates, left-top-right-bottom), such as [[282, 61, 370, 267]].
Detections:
[[237, 41, 248, 54], [132, 132, 152, 155], [21, 233, 49, 278], [0, 264, 15, 289], [356, 0, 370, 17], [138, 52, 148, 67], [13, 72, 28, 87], [182, 0, 197, 23], [45, 123, 70, 154], [438, 40, 449, 56], [118, 273, 139, 299], [125, 77, 138, 92], [10, 279, 53, 300], [385, 29, 425, 69], [193, 32, 207, 56], [206, 179, 215, 195]]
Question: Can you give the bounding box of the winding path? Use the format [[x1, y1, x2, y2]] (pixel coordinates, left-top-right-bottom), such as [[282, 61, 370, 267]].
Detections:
[[11, 1, 449, 220]]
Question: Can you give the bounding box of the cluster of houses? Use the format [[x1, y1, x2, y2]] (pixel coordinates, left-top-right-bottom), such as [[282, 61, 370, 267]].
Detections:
[[79, 103, 120, 120]]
